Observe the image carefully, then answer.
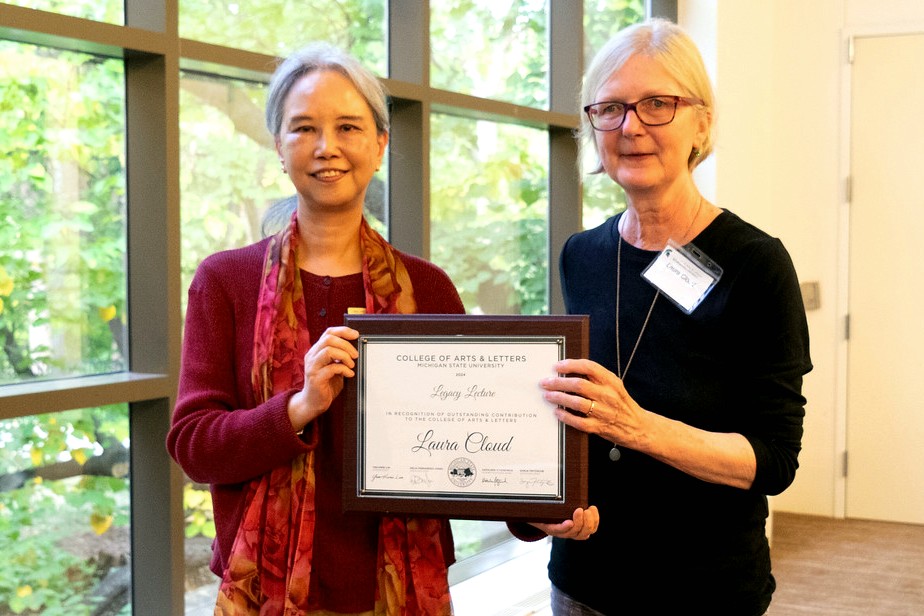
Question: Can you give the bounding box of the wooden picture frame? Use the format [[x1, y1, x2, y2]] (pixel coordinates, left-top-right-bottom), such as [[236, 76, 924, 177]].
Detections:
[[342, 314, 589, 522]]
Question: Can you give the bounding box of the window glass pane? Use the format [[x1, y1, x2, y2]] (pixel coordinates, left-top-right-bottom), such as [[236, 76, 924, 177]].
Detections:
[[1, 0, 122, 24], [580, 147, 626, 231], [581, 0, 646, 229], [0, 405, 130, 614], [431, 0, 548, 108], [179, 73, 288, 302], [583, 0, 646, 55], [0, 42, 127, 385], [179, 0, 386, 76], [430, 114, 548, 316], [448, 519, 516, 584], [451, 519, 512, 561], [184, 480, 219, 610]]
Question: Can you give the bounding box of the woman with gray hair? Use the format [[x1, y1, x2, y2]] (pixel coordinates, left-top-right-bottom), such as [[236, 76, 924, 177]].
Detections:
[[168, 42, 462, 615], [512, 18, 812, 615]]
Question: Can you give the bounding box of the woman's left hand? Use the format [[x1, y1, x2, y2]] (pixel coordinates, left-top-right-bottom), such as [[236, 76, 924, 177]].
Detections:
[[541, 358, 759, 489], [539, 358, 644, 449]]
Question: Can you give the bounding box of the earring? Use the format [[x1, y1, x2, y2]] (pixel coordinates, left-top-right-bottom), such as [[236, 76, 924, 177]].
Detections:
[[691, 147, 701, 159], [280, 161, 287, 174]]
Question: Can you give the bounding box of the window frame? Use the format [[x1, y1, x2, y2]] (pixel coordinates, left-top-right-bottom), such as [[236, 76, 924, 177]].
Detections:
[[0, 0, 675, 612]]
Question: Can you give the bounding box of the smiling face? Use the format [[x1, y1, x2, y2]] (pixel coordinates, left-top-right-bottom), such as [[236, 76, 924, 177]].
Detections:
[[593, 54, 708, 199], [275, 70, 388, 215]]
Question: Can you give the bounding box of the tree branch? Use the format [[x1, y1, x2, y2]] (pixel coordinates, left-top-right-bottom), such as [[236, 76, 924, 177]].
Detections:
[[0, 442, 129, 492]]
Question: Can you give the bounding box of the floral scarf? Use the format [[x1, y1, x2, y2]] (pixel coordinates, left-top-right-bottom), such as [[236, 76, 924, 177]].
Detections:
[[215, 213, 451, 615]]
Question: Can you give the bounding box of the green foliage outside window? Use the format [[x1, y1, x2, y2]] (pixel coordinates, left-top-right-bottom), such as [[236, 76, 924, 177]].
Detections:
[[430, 114, 549, 315], [0, 406, 130, 615], [179, 0, 386, 75], [178, 74, 289, 297], [0, 43, 127, 383], [431, 0, 548, 108], [1, 0, 122, 23]]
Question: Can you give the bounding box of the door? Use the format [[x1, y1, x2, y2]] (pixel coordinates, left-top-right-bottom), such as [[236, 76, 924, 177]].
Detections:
[[846, 33, 924, 524]]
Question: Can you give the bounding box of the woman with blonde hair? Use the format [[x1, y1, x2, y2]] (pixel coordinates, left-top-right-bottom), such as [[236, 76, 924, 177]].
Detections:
[[512, 19, 812, 615]]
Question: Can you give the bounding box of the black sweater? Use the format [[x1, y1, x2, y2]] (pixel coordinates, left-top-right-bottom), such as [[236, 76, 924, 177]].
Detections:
[[549, 210, 812, 615]]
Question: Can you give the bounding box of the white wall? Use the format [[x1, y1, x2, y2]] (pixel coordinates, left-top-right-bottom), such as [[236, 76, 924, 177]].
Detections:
[[678, 0, 924, 517]]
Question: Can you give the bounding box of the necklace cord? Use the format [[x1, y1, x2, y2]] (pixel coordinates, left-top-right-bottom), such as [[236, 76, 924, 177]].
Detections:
[[615, 232, 659, 381]]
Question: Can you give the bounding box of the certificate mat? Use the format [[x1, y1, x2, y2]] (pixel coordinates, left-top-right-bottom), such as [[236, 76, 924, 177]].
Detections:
[[343, 314, 588, 521]]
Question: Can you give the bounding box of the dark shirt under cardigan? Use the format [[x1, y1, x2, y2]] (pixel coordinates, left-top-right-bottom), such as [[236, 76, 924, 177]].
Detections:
[[516, 210, 812, 615], [167, 236, 464, 613]]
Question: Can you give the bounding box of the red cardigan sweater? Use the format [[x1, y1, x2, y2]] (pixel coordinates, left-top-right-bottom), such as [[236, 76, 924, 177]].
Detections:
[[167, 236, 465, 611]]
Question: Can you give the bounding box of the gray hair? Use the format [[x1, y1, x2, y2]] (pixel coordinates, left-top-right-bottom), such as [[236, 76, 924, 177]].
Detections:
[[265, 42, 389, 139], [579, 18, 715, 172]]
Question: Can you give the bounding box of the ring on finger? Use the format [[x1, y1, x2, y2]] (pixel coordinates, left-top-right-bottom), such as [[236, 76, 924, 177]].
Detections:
[[587, 400, 595, 416]]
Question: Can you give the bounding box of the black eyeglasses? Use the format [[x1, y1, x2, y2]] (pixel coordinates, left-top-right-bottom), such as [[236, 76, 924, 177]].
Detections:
[[583, 95, 704, 131]]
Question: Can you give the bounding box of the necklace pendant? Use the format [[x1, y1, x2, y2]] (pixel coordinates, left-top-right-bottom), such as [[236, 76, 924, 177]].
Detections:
[[608, 446, 621, 462]]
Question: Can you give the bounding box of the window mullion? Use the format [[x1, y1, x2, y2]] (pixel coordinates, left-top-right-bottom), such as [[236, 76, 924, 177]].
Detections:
[[387, 0, 430, 256], [124, 0, 184, 614]]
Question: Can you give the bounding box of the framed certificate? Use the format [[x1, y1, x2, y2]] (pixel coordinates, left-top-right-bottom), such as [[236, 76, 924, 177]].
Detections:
[[342, 314, 588, 522]]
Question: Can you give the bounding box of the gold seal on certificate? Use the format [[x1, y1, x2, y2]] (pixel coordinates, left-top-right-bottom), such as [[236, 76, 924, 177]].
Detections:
[[342, 314, 588, 521]]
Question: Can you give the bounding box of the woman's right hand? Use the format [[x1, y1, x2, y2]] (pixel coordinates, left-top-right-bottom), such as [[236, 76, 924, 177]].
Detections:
[[529, 506, 600, 541], [287, 326, 360, 431]]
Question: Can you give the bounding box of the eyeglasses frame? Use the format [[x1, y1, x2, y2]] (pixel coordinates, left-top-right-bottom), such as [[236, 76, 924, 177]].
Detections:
[[583, 95, 705, 131]]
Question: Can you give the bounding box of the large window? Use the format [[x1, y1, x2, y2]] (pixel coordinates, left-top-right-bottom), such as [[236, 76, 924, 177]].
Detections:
[[0, 0, 659, 613]]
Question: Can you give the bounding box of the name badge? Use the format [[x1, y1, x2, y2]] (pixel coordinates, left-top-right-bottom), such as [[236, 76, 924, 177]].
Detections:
[[641, 241, 722, 314]]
